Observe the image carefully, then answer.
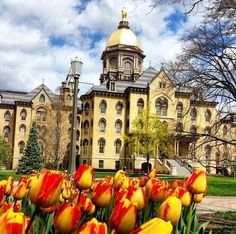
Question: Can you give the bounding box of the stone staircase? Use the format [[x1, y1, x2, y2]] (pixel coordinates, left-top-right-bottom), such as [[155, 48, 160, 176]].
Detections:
[[166, 159, 191, 176]]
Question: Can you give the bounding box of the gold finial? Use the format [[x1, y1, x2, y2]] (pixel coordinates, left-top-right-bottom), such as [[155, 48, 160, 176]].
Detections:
[[121, 8, 127, 21]]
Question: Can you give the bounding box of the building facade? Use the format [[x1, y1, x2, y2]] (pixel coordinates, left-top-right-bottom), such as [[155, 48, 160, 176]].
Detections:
[[0, 12, 235, 174]]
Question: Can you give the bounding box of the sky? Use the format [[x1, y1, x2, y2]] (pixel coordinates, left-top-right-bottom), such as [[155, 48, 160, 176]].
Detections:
[[0, 0, 205, 95]]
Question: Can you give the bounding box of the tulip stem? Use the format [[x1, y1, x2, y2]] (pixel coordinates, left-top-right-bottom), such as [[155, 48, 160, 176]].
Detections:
[[25, 206, 40, 234], [186, 201, 193, 234]]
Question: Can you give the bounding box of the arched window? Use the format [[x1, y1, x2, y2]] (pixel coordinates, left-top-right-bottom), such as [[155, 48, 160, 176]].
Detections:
[[68, 128, 71, 139], [4, 111, 11, 122], [176, 123, 183, 133], [36, 107, 47, 121], [176, 102, 183, 118], [3, 126, 10, 138], [18, 141, 25, 154], [115, 120, 122, 134], [83, 139, 89, 155], [84, 120, 89, 134], [205, 145, 211, 160], [110, 57, 117, 69], [77, 116, 80, 125], [66, 94, 71, 100], [76, 130, 80, 141], [124, 61, 132, 74], [98, 138, 105, 154], [223, 125, 227, 135], [137, 98, 144, 113], [20, 109, 27, 121], [76, 145, 79, 155], [99, 119, 106, 133], [205, 109, 212, 122], [155, 97, 168, 116], [99, 100, 107, 114], [190, 125, 197, 135], [115, 139, 122, 154], [68, 113, 72, 124], [19, 124, 26, 136], [39, 94, 45, 103], [84, 102, 90, 116], [190, 107, 197, 121], [116, 102, 123, 115]]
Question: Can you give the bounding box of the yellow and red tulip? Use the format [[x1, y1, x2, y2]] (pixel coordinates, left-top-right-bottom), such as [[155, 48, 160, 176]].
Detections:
[[77, 218, 107, 234], [29, 170, 64, 208], [187, 168, 207, 194], [126, 187, 147, 211], [149, 183, 166, 203], [110, 199, 137, 234], [54, 202, 81, 234], [147, 169, 157, 178], [175, 187, 191, 207], [157, 196, 182, 225], [113, 173, 129, 190], [171, 179, 183, 190], [12, 182, 27, 200], [129, 178, 140, 188], [115, 188, 128, 204], [40, 204, 57, 214], [92, 181, 113, 208], [133, 217, 173, 234], [74, 165, 94, 190], [145, 178, 161, 198], [193, 193, 204, 203], [0, 209, 26, 234]]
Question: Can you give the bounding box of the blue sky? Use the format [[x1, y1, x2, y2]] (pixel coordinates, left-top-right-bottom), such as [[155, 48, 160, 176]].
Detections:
[[0, 0, 203, 95]]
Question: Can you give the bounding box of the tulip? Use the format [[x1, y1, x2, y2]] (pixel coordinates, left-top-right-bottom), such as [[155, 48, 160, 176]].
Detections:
[[164, 188, 176, 199], [113, 173, 129, 190], [92, 181, 113, 208], [147, 169, 157, 178], [175, 187, 191, 207], [0, 209, 26, 234], [5, 177, 14, 196], [40, 204, 57, 214], [104, 176, 113, 185], [193, 193, 204, 203], [129, 178, 140, 188], [110, 199, 137, 234], [62, 188, 71, 200], [54, 202, 81, 234], [187, 168, 207, 194], [161, 180, 169, 189], [74, 165, 94, 190], [157, 196, 182, 225], [83, 198, 95, 215], [29, 170, 64, 208], [0, 186, 5, 206], [145, 178, 161, 198], [77, 218, 107, 234], [171, 179, 183, 189], [139, 177, 148, 187], [115, 188, 128, 204], [149, 183, 166, 203], [12, 182, 27, 200], [133, 217, 173, 234], [13, 201, 21, 212], [0, 203, 12, 215], [126, 187, 146, 211]]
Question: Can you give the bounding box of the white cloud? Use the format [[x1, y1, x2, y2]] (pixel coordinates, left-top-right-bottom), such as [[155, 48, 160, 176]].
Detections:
[[0, 0, 204, 94]]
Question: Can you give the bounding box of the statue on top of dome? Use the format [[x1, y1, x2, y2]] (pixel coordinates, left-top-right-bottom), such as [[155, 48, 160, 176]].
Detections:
[[121, 8, 127, 21]]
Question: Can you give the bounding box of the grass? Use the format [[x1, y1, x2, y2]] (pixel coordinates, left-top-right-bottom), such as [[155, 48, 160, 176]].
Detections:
[[0, 170, 21, 180], [215, 211, 236, 219]]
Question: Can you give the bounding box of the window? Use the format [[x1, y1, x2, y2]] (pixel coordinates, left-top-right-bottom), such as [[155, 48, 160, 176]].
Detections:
[[190, 125, 197, 135], [124, 61, 132, 74], [4, 111, 11, 122], [115, 139, 122, 154], [110, 58, 117, 69], [99, 100, 107, 114], [176, 102, 183, 118], [176, 123, 183, 133], [205, 145, 211, 161], [84, 102, 90, 116], [66, 94, 71, 100], [99, 160, 104, 169], [111, 82, 116, 91], [116, 102, 123, 115], [98, 138, 105, 154], [115, 160, 120, 170], [39, 94, 45, 103], [20, 109, 27, 121], [115, 120, 122, 134], [68, 114, 72, 124], [36, 107, 47, 121], [159, 82, 166, 89], [76, 130, 80, 141], [3, 126, 10, 138], [205, 127, 211, 138], [205, 109, 212, 122], [137, 98, 144, 113], [18, 141, 25, 154], [83, 139, 89, 155], [155, 97, 168, 116], [19, 125, 26, 136], [190, 107, 197, 121], [84, 120, 89, 134], [99, 119, 106, 133]]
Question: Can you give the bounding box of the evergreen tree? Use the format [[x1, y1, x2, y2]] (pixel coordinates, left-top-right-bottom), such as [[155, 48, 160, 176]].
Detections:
[[0, 137, 13, 169], [17, 122, 43, 174]]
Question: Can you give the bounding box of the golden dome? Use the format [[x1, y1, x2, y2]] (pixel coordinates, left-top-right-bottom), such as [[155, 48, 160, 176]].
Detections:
[[106, 9, 142, 50], [107, 28, 142, 49]]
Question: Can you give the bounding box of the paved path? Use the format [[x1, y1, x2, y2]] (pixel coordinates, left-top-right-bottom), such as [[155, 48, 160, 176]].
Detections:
[[197, 196, 236, 213]]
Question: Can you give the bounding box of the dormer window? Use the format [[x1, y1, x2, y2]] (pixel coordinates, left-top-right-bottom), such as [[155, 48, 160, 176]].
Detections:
[[110, 82, 115, 91], [159, 82, 166, 89]]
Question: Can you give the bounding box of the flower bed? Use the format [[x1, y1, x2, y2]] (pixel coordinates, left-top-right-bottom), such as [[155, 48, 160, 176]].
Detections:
[[0, 166, 208, 234]]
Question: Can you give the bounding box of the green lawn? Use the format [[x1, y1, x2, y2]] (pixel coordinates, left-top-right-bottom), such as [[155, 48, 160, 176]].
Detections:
[[0, 170, 21, 180], [215, 211, 236, 219]]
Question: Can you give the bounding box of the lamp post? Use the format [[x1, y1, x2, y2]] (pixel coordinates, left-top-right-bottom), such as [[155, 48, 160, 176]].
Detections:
[[68, 57, 83, 174]]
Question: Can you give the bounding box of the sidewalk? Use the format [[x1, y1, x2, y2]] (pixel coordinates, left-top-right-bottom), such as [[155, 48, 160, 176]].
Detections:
[[197, 196, 236, 213]]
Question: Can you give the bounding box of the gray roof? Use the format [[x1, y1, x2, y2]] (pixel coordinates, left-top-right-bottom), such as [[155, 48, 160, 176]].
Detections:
[[0, 84, 55, 105]]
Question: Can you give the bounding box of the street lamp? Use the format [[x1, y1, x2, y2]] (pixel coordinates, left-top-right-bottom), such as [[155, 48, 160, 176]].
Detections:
[[68, 57, 83, 174]]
